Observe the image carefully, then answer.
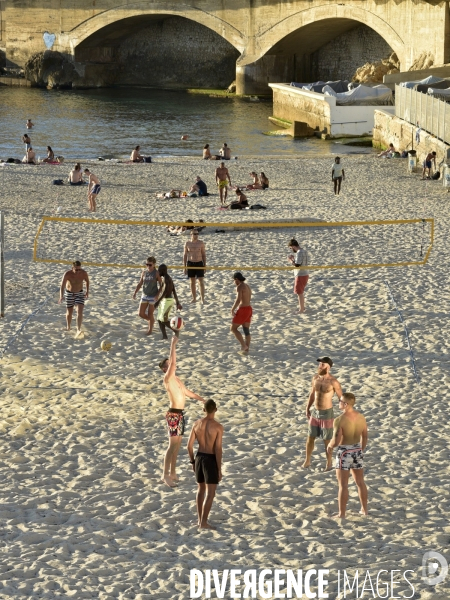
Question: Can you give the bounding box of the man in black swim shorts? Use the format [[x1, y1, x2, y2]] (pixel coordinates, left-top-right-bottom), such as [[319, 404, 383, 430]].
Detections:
[[183, 229, 206, 303], [187, 399, 223, 530]]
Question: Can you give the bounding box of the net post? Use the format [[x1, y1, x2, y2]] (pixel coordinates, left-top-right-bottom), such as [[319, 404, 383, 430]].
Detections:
[[0, 212, 4, 317]]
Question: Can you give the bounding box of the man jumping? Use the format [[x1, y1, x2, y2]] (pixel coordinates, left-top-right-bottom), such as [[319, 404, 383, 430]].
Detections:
[[159, 337, 205, 487], [187, 399, 223, 530], [58, 260, 89, 336]]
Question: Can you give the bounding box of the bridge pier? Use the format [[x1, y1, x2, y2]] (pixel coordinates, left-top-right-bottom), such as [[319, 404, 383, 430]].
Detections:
[[236, 55, 296, 95]]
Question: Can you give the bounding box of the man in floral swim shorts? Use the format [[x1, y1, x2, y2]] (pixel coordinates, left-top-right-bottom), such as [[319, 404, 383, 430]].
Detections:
[[327, 392, 368, 519], [159, 336, 205, 488]]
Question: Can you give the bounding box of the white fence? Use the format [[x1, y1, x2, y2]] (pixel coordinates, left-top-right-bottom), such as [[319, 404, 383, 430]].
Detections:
[[395, 84, 450, 143]]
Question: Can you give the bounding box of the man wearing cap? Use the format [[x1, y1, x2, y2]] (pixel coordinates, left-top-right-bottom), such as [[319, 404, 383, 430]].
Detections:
[[302, 357, 344, 471], [288, 239, 309, 313], [230, 272, 252, 354]]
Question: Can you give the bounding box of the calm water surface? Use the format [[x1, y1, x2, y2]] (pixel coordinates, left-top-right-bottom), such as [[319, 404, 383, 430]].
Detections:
[[0, 87, 376, 159]]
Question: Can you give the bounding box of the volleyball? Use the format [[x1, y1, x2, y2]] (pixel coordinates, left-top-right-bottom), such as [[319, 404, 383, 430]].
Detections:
[[170, 315, 184, 330], [101, 340, 112, 351], [56, 207, 62, 213]]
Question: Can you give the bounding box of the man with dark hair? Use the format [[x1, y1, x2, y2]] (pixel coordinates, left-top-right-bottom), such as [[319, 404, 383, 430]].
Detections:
[[159, 337, 205, 487], [331, 156, 345, 195], [288, 239, 309, 313], [422, 151, 437, 179], [132, 257, 162, 335], [327, 392, 368, 518], [189, 176, 208, 196], [303, 357, 344, 471], [155, 264, 182, 339], [187, 399, 223, 529], [58, 260, 90, 335], [230, 272, 252, 354]]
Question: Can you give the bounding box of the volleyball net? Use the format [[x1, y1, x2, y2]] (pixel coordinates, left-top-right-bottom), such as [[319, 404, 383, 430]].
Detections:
[[33, 216, 434, 271]]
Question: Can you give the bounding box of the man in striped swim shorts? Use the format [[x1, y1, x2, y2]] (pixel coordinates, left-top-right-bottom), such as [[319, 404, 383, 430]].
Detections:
[[59, 260, 90, 335], [302, 357, 344, 471], [327, 392, 368, 518]]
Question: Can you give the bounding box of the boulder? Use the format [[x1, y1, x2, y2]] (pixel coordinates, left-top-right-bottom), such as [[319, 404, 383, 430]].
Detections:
[[352, 52, 400, 84], [25, 51, 80, 89], [226, 80, 236, 93], [408, 52, 434, 71]]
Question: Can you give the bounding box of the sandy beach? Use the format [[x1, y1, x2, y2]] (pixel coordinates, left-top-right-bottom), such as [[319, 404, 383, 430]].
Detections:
[[0, 155, 448, 598]]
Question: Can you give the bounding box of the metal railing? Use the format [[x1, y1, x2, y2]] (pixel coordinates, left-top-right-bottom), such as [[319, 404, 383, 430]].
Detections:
[[395, 84, 450, 144]]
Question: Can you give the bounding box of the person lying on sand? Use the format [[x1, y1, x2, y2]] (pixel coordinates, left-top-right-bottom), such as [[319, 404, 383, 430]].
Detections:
[[167, 219, 194, 235], [156, 189, 183, 199], [187, 399, 223, 529]]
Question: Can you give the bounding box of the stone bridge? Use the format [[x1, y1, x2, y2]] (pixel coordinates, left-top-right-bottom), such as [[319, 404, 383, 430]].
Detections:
[[1, 0, 449, 92]]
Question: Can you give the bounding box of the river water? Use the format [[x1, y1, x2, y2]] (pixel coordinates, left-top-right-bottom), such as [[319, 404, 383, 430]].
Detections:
[[0, 87, 376, 160]]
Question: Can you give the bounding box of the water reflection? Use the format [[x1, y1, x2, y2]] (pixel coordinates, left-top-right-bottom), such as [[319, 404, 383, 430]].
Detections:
[[0, 87, 376, 159]]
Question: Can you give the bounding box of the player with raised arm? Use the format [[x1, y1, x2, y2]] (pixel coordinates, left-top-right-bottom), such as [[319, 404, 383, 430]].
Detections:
[[187, 399, 223, 530], [159, 337, 205, 487]]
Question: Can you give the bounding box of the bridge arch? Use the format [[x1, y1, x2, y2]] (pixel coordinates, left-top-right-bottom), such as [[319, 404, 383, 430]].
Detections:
[[63, 2, 245, 55], [236, 5, 405, 94], [253, 5, 405, 66]]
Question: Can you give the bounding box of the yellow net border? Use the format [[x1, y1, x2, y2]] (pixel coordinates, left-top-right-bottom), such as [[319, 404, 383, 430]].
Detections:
[[33, 216, 434, 271]]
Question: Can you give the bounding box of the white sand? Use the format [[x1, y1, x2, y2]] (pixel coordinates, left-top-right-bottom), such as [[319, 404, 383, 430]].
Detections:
[[0, 156, 448, 598]]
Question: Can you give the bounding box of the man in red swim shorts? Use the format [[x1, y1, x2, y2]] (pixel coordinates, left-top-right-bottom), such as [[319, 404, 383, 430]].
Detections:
[[230, 272, 252, 354]]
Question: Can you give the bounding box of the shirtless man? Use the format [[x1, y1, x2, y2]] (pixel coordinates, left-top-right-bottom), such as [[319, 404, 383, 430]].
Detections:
[[58, 260, 90, 335], [26, 119, 34, 129], [132, 257, 162, 335], [22, 134, 31, 151], [187, 399, 223, 529], [219, 142, 231, 160], [183, 229, 206, 303], [155, 264, 182, 339], [215, 162, 231, 205], [302, 357, 344, 471], [159, 337, 205, 487], [84, 169, 101, 212], [422, 151, 437, 179], [131, 146, 144, 163], [230, 272, 252, 354], [327, 392, 368, 519]]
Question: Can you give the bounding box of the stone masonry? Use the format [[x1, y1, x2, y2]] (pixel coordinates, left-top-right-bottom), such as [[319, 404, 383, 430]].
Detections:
[[2, 0, 450, 93]]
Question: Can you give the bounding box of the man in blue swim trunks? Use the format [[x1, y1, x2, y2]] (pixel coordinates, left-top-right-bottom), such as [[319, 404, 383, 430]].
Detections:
[[327, 392, 368, 518], [84, 169, 101, 212], [58, 260, 90, 335]]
